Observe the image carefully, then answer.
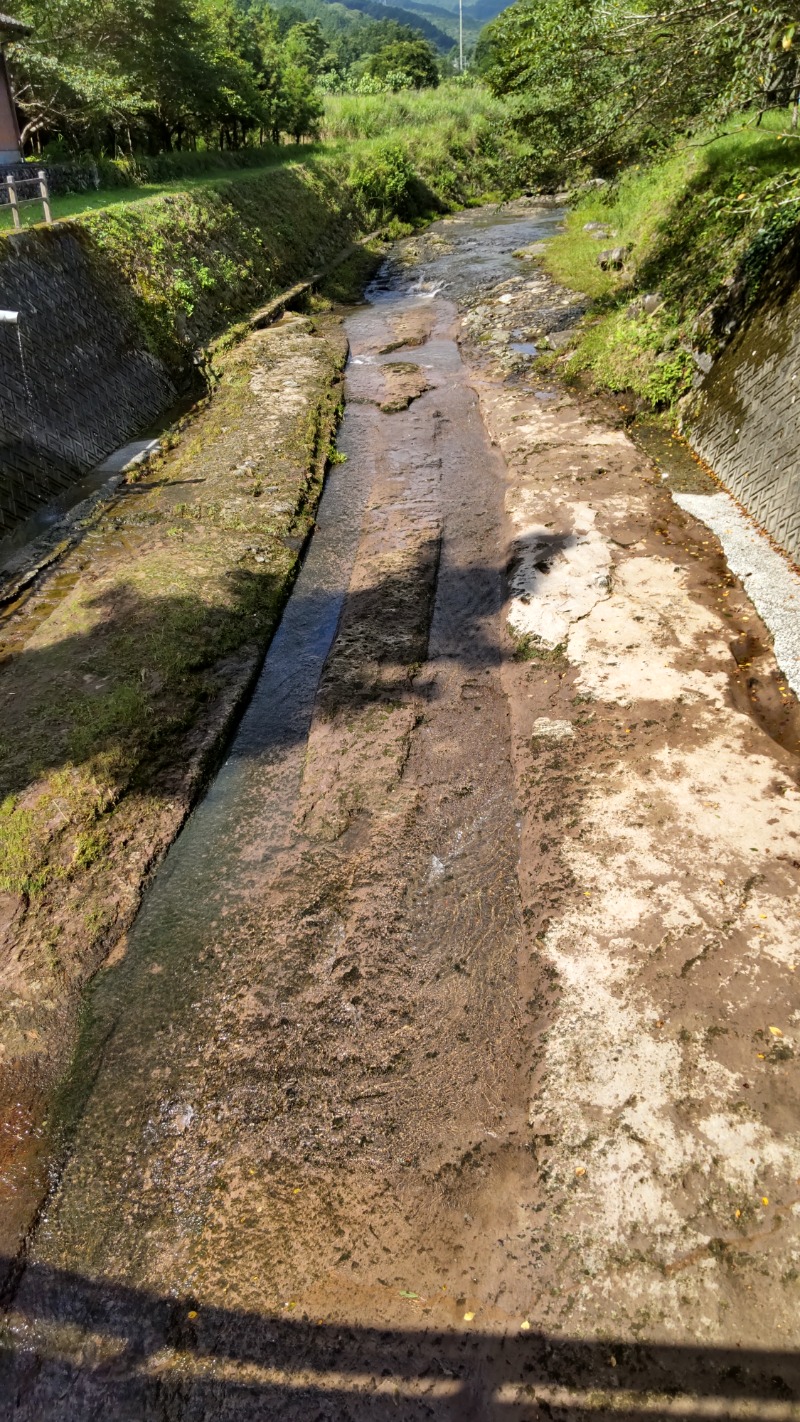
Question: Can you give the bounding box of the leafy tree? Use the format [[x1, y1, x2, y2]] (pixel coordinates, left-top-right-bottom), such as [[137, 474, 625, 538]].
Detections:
[[281, 18, 328, 74], [7, 0, 329, 154], [481, 0, 800, 180], [366, 37, 439, 88], [275, 59, 322, 139]]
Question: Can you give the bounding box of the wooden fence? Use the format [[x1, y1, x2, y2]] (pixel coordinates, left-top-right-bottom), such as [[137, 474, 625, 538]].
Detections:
[[3, 170, 52, 228]]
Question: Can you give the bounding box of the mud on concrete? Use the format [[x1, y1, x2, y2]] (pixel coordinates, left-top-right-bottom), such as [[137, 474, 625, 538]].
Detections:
[[457, 246, 800, 1352], [0, 313, 347, 1276], [2, 203, 800, 1420]]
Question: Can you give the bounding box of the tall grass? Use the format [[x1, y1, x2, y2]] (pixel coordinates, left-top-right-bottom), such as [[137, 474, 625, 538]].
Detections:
[[322, 84, 508, 141], [325, 83, 522, 205]]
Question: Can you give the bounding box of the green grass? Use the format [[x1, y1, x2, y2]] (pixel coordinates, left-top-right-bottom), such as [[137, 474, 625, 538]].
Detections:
[[549, 108, 800, 309], [324, 85, 521, 203], [541, 108, 800, 408], [0, 144, 315, 231], [2, 85, 518, 233]]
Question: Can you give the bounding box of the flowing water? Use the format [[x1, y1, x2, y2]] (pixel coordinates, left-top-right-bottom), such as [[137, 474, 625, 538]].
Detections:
[[4, 202, 574, 1419]]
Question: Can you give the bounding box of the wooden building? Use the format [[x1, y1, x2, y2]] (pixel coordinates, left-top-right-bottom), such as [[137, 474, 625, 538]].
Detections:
[[0, 14, 29, 167]]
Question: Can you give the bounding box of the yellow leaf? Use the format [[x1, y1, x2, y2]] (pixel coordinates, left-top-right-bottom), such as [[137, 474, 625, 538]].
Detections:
[[761, 1197, 769, 1207], [769, 1026, 783, 1037], [521, 1319, 531, 1331], [463, 1311, 475, 1322], [575, 1165, 586, 1177], [187, 1310, 198, 1320]]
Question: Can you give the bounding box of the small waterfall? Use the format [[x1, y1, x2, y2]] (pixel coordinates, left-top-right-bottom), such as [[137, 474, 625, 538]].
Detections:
[[14, 324, 32, 404]]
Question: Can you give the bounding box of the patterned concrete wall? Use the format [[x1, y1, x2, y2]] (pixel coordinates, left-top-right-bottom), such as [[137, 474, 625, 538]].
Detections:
[[0, 228, 177, 536], [686, 279, 800, 564]]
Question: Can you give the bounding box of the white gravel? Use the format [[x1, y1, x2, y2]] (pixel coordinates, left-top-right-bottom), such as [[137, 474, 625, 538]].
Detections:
[[674, 490, 800, 698]]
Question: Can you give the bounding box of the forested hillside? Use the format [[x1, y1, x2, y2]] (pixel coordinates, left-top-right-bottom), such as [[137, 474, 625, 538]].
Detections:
[[7, 0, 471, 157]]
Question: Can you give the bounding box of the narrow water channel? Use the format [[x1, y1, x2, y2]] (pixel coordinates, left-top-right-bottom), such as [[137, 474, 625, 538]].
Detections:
[[5, 202, 567, 1420]]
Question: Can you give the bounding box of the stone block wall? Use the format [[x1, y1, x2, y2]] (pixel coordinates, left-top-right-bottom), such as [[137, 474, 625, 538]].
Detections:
[[686, 278, 800, 565], [0, 227, 177, 536]]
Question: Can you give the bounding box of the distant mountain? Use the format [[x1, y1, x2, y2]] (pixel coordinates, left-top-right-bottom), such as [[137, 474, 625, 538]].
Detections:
[[400, 0, 507, 15], [467, 0, 508, 21], [270, 0, 509, 55], [328, 0, 455, 48], [394, 0, 508, 41]]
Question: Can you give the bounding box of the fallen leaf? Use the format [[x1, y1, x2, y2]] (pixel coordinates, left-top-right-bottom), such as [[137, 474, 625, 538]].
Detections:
[[463, 1311, 475, 1322], [769, 1026, 783, 1037], [757, 1053, 765, 1060], [187, 1310, 198, 1320], [734, 1210, 741, 1219], [762, 1197, 769, 1207], [575, 1166, 586, 1177], [520, 1320, 531, 1331], [399, 1290, 420, 1300]]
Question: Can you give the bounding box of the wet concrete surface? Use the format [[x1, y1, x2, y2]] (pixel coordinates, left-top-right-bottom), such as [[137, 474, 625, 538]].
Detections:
[[3, 203, 800, 1419]]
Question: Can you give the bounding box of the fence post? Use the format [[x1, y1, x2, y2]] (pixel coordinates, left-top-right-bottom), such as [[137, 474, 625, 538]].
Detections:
[[37, 170, 52, 224], [6, 174, 20, 229]]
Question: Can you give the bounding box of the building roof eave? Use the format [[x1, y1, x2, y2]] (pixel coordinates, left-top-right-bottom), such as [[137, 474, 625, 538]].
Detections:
[[0, 14, 32, 42]]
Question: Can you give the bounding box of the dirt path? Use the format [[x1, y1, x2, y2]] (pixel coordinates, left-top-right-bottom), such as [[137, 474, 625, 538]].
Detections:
[[2, 204, 800, 1419]]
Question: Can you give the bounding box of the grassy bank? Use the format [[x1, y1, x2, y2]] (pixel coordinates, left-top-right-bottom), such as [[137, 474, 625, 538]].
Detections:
[[4, 84, 518, 236], [541, 110, 800, 409], [70, 158, 366, 371], [0, 88, 519, 384], [0, 144, 312, 232]]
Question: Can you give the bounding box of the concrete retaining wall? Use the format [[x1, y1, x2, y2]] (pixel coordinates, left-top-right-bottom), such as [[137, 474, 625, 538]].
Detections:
[[685, 277, 800, 565], [0, 228, 177, 536]]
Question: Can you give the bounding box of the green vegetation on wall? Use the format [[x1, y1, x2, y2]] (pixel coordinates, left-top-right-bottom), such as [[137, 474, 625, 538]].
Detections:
[[541, 109, 800, 410], [70, 160, 361, 368]]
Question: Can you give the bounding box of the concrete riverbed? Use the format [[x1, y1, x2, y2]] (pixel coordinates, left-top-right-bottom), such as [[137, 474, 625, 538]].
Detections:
[[2, 201, 800, 1419]]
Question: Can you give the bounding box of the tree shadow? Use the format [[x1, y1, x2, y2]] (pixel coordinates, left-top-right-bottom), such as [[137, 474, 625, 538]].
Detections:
[[0, 525, 528, 808], [0, 566, 299, 808], [1, 1255, 798, 1418]]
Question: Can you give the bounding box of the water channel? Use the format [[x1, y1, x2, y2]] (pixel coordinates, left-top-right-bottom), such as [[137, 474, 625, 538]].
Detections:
[[3, 205, 571, 1422]]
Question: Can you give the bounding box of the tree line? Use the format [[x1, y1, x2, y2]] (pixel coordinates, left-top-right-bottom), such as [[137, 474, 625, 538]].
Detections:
[[478, 0, 800, 182], [8, 0, 442, 158]]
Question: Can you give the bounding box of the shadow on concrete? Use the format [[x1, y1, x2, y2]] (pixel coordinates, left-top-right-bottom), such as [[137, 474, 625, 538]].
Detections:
[[2, 1255, 798, 1418]]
